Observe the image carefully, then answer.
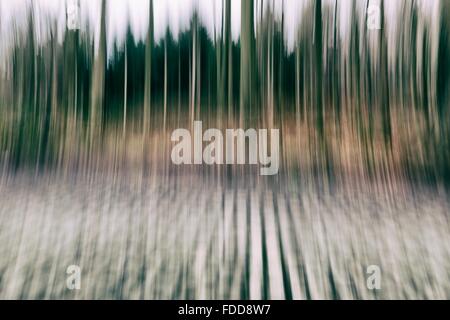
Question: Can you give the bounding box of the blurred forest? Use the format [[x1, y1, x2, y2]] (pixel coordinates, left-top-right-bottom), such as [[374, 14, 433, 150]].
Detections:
[[1, 0, 450, 185]]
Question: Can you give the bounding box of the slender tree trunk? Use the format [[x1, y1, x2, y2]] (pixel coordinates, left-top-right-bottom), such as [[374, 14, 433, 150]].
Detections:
[[240, 0, 256, 126], [225, 0, 233, 124], [190, 19, 196, 125], [143, 0, 153, 135], [163, 38, 168, 132], [380, 0, 391, 146], [123, 44, 128, 137], [88, 0, 106, 170], [314, 0, 323, 142]]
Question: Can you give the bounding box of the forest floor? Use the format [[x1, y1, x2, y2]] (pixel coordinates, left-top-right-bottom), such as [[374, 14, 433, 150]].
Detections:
[[0, 172, 449, 299]]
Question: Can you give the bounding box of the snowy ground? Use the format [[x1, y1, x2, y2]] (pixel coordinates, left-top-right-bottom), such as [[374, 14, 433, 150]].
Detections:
[[0, 173, 449, 299]]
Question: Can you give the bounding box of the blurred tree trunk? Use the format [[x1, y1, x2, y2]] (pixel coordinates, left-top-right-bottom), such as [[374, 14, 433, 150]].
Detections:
[[142, 0, 153, 176], [14, 8, 36, 169], [379, 0, 391, 146], [314, 0, 323, 142], [215, 2, 222, 126], [39, 29, 57, 168], [437, 0, 450, 180], [226, 0, 233, 124], [333, 0, 339, 121], [89, 0, 106, 158], [218, 0, 232, 126], [278, 4, 285, 126], [190, 16, 197, 125], [240, 0, 256, 125], [123, 42, 128, 137], [143, 0, 153, 135], [214, 0, 233, 126], [163, 36, 168, 131]]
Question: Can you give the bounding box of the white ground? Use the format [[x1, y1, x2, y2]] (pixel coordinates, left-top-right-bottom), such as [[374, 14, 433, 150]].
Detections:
[[0, 174, 449, 299]]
